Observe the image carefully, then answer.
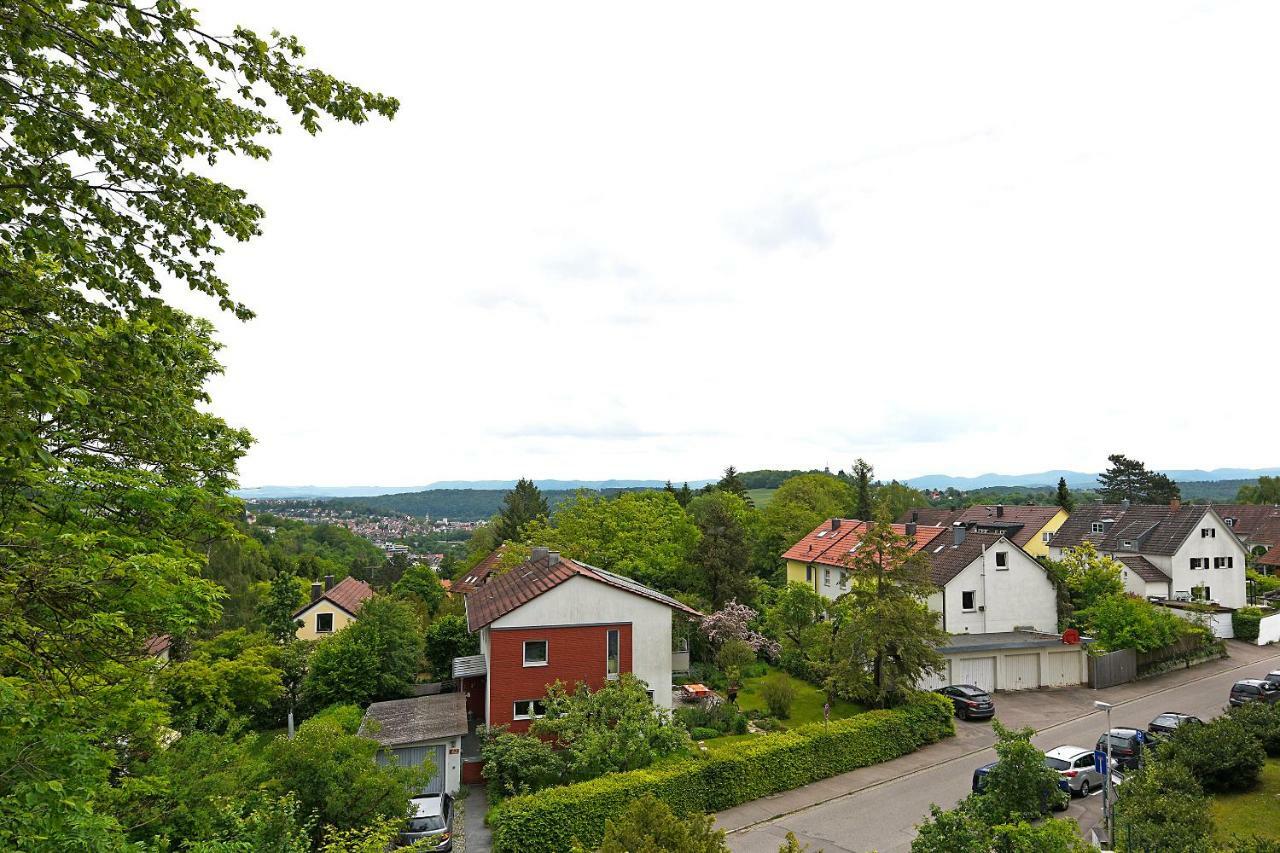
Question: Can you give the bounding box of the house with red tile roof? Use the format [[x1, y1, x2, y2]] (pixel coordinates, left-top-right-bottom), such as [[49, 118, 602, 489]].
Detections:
[[782, 518, 947, 597], [898, 504, 1070, 558], [456, 547, 701, 732], [293, 575, 375, 640]]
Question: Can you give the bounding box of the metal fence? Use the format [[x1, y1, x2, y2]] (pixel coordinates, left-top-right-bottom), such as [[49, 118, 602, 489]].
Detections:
[[1088, 648, 1137, 689]]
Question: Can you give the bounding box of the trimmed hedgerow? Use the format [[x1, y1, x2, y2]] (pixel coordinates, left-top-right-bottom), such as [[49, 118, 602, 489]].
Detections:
[[1233, 607, 1264, 643], [489, 692, 953, 853]]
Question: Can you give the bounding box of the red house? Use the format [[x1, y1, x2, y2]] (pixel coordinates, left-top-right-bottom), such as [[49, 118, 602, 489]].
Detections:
[[457, 547, 700, 732]]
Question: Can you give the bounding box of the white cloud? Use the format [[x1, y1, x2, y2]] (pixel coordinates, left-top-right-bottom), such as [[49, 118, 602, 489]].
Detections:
[[187, 0, 1279, 486]]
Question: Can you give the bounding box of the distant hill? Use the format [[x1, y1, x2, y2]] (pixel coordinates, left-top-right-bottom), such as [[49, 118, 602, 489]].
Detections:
[[235, 478, 713, 499], [905, 467, 1280, 491], [235, 484, 431, 499], [420, 478, 714, 491]]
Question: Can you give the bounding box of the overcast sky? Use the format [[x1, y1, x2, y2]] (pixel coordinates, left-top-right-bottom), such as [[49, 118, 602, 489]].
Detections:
[[192, 1, 1279, 487]]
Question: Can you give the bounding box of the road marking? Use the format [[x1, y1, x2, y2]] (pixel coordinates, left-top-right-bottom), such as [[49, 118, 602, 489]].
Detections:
[[724, 647, 1280, 836]]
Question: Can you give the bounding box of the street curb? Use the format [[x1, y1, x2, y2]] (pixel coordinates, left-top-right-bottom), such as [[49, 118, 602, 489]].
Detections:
[[723, 646, 1280, 836]]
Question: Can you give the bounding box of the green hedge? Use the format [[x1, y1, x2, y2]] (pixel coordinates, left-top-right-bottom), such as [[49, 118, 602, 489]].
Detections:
[[1233, 607, 1264, 643], [489, 692, 954, 852]]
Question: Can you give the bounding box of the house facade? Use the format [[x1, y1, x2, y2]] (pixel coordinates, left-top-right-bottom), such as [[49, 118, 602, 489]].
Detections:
[[293, 575, 375, 640], [782, 518, 946, 600], [924, 525, 1059, 635], [1048, 502, 1248, 608], [461, 547, 701, 732]]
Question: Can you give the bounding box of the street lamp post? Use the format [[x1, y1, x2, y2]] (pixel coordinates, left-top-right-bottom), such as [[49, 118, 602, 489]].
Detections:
[[1094, 700, 1114, 843]]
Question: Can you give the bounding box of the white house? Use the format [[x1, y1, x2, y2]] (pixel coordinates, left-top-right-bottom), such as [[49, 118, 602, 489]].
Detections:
[[1049, 502, 1248, 609], [362, 692, 468, 795], [923, 525, 1059, 635]]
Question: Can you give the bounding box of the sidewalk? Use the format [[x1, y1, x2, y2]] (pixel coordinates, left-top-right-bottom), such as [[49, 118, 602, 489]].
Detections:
[[716, 640, 1279, 834], [462, 785, 493, 852]]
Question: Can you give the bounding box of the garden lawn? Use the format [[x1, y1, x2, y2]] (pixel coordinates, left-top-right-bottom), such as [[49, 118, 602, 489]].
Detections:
[[1212, 758, 1280, 842], [746, 488, 776, 508], [735, 666, 864, 727]]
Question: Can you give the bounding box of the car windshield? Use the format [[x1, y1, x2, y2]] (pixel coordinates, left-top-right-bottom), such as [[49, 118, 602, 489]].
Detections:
[[1044, 757, 1071, 770], [1102, 734, 1136, 748], [407, 815, 446, 832], [958, 687, 987, 697], [1152, 715, 1180, 727]]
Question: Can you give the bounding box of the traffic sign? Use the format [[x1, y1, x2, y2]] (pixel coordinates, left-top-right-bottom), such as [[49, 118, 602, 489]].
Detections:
[[1094, 750, 1108, 775]]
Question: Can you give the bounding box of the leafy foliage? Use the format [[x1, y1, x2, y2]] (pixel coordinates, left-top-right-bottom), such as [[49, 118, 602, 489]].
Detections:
[[1233, 607, 1265, 643], [1098, 454, 1180, 504], [424, 613, 480, 681], [489, 693, 954, 853], [688, 490, 754, 606], [760, 672, 797, 719], [495, 478, 551, 543], [974, 721, 1068, 822], [1112, 760, 1214, 853], [1227, 702, 1280, 757], [1081, 594, 1193, 653], [1155, 716, 1266, 794], [391, 561, 446, 614], [1239, 476, 1280, 505], [1058, 541, 1126, 613], [580, 794, 728, 853], [304, 597, 423, 708], [480, 726, 564, 800]]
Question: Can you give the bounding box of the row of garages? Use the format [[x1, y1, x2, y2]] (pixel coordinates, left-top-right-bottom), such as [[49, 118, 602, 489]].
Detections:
[[917, 631, 1088, 693]]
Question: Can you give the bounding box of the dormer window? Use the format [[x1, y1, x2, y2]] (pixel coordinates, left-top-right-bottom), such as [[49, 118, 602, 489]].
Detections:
[[1226, 518, 1236, 528], [1122, 540, 1134, 549], [1091, 522, 1105, 534]]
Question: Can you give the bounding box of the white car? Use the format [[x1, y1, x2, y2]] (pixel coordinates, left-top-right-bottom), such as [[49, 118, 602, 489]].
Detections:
[[1044, 745, 1104, 797]]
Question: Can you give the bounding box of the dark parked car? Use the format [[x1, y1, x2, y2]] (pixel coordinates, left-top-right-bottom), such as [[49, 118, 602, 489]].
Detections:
[[1096, 728, 1146, 772], [398, 794, 454, 851], [936, 684, 995, 720], [1146, 712, 1202, 741], [1230, 679, 1280, 707], [972, 761, 1069, 809]]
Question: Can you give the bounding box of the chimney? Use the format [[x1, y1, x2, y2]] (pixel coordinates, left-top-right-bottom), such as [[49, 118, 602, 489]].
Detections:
[[1121, 498, 1130, 510], [324, 574, 335, 591], [911, 511, 919, 523], [952, 522, 967, 546], [531, 546, 550, 563], [310, 582, 323, 602], [831, 518, 842, 531], [1171, 498, 1181, 512], [996, 504, 1004, 518], [906, 521, 918, 537], [547, 550, 561, 566]]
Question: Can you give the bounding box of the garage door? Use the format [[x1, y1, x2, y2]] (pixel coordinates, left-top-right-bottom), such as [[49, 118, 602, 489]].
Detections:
[[1005, 653, 1041, 690], [379, 744, 446, 794], [917, 660, 950, 690], [952, 656, 996, 692], [1044, 650, 1083, 687]]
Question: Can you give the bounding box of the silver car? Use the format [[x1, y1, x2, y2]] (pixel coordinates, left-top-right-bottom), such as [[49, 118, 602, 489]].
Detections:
[[1044, 745, 1104, 797], [398, 793, 453, 850]]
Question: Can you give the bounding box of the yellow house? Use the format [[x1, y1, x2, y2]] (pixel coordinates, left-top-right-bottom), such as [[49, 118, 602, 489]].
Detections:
[[294, 575, 375, 640], [897, 505, 1070, 559], [783, 518, 948, 599]]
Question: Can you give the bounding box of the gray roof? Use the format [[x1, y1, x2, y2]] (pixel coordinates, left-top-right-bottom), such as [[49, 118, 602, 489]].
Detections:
[[1050, 504, 1220, 556], [1114, 554, 1169, 584], [360, 692, 468, 747], [452, 654, 486, 678], [924, 532, 1037, 586], [942, 631, 1068, 653]]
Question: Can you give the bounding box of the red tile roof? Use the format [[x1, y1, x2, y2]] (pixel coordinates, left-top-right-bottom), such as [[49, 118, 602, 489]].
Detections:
[[452, 546, 507, 594], [293, 576, 375, 618], [1259, 547, 1280, 569], [144, 635, 172, 656], [465, 552, 701, 632], [781, 519, 946, 568]]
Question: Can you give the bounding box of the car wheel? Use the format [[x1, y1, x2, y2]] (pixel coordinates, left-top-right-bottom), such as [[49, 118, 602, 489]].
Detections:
[[958, 706, 968, 720], [1079, 779, 1090, 797]]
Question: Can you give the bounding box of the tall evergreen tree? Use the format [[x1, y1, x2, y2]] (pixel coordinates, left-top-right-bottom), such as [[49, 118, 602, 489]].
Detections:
[[676, 482, 694, 508], [1097, 454, 1181, 504], [851, 458, 875, 520], [1056, 477, 1074, 512], [689, 493, 752, 606], [717, 466, 750, 502], [495, 477, 550, 543]]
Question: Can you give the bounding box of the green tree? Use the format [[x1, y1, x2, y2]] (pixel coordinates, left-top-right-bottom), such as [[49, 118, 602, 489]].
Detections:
[[851, 458, 875, 520], [717, 466, 751, 503], [875, 480, 930, 522], [1081, 594, 1188, 653], [532, 675, 692, 781], [974, 721, 1068, 823], [521, 491, 701, 591], [392, 561, 446, 614], [991, 819, 1090, 852], [1112, 761, 1214, 853], [304, 597, 423, 707], [764, 582, 846, 687], [262, 564, 306, 644], [1238, 476, 1280, 505], [158, 653, 282, 732], [1059, 541, 1126, 613], [755, 473, 855, 580], [1156, 716, 1265, 793], [478, 726, 564, 799], [1098, 454, 1180, 504], [424, 613, 480, 681], [578, 794, 728, 853], [833, 522, 947, 707], [1056, 477, 1074, 512], [688, 491, 753, 606], [263, 710, 427, 844], [912, 802, 992, 853], [495, 478, 550, 543], [676, 482, 695, 508]]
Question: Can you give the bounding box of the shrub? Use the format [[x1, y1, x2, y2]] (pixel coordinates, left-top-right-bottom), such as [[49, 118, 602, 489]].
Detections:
[[675, 699, 738, 735], [489, 692, 954, 853], [760, 673, 797, 719], [1227, 702, 1280, 757], [1156, 716, 1265, 793], [1112, 761, 1213, 853], [731, 714, 748, 735], [479, 726, 564, 800], [574, 794, 727, 853], [690, 727, 720, 741], [755, 717, 780, 732], [1234, 607, 1265, 643]]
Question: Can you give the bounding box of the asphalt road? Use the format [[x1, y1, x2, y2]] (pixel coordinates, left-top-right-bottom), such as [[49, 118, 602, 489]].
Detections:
[[726, 648, 1280, 853]]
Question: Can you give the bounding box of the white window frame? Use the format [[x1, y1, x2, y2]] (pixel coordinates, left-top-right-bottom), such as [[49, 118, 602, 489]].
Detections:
[[994, 551, 1009, 570], [1042, 531, 1053, 543], [824, 568, 831, 587], [523, 639, 548, 667], [962, 590, 977, 612], [513, 699, 547, 720], [315, 612, 334, 634], [1091, 522, 1105, 534]]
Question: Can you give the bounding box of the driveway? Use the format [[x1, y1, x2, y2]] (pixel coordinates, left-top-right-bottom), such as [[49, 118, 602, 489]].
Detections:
[[721, 641, 1280, 853]]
